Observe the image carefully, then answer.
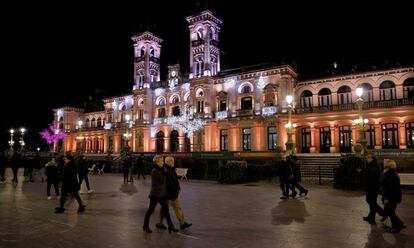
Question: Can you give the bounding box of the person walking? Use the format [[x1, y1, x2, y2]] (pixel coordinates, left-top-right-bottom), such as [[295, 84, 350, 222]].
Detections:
[[143, 155, 178, 234], [137, 154, 146, 180], [279, 155, 293, 199], [45, 157, 60, 200], [288, 155, 308, 197], [381, 159, 406, 233], [0, 151, 7, 182], [156, 156, 192, 230], [8, 148, 20, 184], [55, 153, 86, 213], [77, 155, 94, 193], [361, 153, 383, 224]]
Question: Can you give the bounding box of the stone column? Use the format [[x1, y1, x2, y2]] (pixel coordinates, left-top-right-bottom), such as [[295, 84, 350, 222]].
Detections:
[[399, 121, 407, 149], [330, 125, 336, 153], [310, 126, 316, 153], [374, 123, 382, 149]]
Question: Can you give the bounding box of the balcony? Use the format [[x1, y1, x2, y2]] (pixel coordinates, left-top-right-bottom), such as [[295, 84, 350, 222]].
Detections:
[[135, 57, 144, 63], [153, 118, 166, 125], [149, 57, 160, 63], [191, 39, 205, 47], [236, 109, 253, 117], [210, 39, 219, 47], [262, 106, 277, 116], [215, 111, 228, 120], [295, 98, 414, 114]]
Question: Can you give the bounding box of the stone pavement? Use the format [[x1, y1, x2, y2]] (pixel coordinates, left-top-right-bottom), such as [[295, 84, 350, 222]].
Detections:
[[0, 168, 413, 248]]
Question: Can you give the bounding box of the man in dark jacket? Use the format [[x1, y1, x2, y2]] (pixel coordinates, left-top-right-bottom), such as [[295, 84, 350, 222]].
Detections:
[[279, 156, 293, 199], [0, 151, 7, 182], [8, 149, 21, 184], [77, 155, 93, 193], [136, 154, 146, 180], [45, 158, 60, 200], [55, 153, 86, 213], [289, 155, 308, 197], [361, 153, 384, 223], [156, 156, 192, 230], [381, 159, 406, 233], [143, 155, 177, 233]]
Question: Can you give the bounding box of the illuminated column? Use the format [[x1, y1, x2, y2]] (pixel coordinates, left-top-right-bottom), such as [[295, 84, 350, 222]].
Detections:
[[310, 126, 316, 153], [373, 87, 380, 101], [104, 134, 108, 153], [131, 129, 136, 152], [164, 137, 170, 152], [374, 122, 382, 149], [114, 134, 121, 153], [330, 125, 336, 153], [229, 127, 239, 151], [396, 85, 404, 99], [351, 125, 357, 146], [331, 92, 338, 105], [204, 124, 212, 151], [399, 121, 407, 149], [178, 135, 185, 152]]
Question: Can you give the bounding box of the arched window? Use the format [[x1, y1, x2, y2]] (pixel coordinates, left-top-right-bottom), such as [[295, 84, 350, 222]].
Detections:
[[140, 47, 145, 57], [318, 88, 332, 106], [241, 96, 252, 110], [91, 118, 96, 128], [379, 81, 396, 100], [300, 90, 313, 108], [170, 130, 179, 152], [359, 83, 373, 102], [337, 86, 352, 104], [149, 47, 155, 57], [97, 118, 102, 127], [172, 96, 179, 104], [157, 97, 166, 106], [209, 27, 215, 40], [85, 119, 90, 128], [196, 88, 204, 98], [197, 29, 203, 40], [156, 131, 164, 152], [242, 85, 252, 94], [403, 78, 414, 99], [172, 106, 180, 116]]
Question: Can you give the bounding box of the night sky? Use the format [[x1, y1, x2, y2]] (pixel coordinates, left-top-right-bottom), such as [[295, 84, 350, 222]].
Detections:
[[1, 0, 412, 151]]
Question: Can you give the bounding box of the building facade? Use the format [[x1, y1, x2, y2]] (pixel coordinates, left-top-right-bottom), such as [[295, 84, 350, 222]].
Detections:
[[53, 10, 414, 155]]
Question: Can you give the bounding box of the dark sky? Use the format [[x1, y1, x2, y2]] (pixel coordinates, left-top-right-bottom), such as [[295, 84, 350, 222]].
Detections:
[[1, 0, 413, 151]]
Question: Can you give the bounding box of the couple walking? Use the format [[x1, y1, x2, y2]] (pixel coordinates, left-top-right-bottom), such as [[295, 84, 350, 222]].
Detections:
[[279, 154, 309, 199], [362, 154, 406, 233], [143, 155, 192, 233]]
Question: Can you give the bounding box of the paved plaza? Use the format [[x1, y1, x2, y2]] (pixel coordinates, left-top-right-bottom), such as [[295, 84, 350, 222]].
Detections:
[[0, 169, 413, 248]]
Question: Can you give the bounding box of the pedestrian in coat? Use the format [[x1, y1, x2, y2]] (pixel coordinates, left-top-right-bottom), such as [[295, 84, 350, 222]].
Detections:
[[279, 156, 293, 199], [45, 158, 60, 200], [8, 148, 20, 184], [156, 156, 192, 230], [288, 155, 308, 197], [55, 153, 86, 213], [143, 155, 178, 233], [77, 155, 94, 193], [137, 154, 146, 180], [0, 151, 7, 182], [381, 159, 406, 233], [361, 153, 383, 223]]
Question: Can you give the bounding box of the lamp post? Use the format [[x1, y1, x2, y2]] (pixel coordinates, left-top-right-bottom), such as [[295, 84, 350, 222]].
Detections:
[[123, 114, 132, 151], [19, 128, 26, 151], [354, 87, 368, 154], [285, 95, 296, 154], [8, 129, 15, 148], [76, 120, 85, 152]]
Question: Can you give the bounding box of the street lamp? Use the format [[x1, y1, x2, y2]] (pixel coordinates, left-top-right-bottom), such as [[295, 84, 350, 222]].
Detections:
[[76, 120, 85, 152], [124, 114, 132, 150], [8, 129, 15, 148], [354, 87, 368, 154], [285, 95, 296, 154], [19, 128, 26, 150]]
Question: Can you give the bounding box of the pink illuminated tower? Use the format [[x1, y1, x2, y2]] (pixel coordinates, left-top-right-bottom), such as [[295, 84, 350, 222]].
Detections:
[[186, 10, 222, 78], [131, 32, 163, 90]]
